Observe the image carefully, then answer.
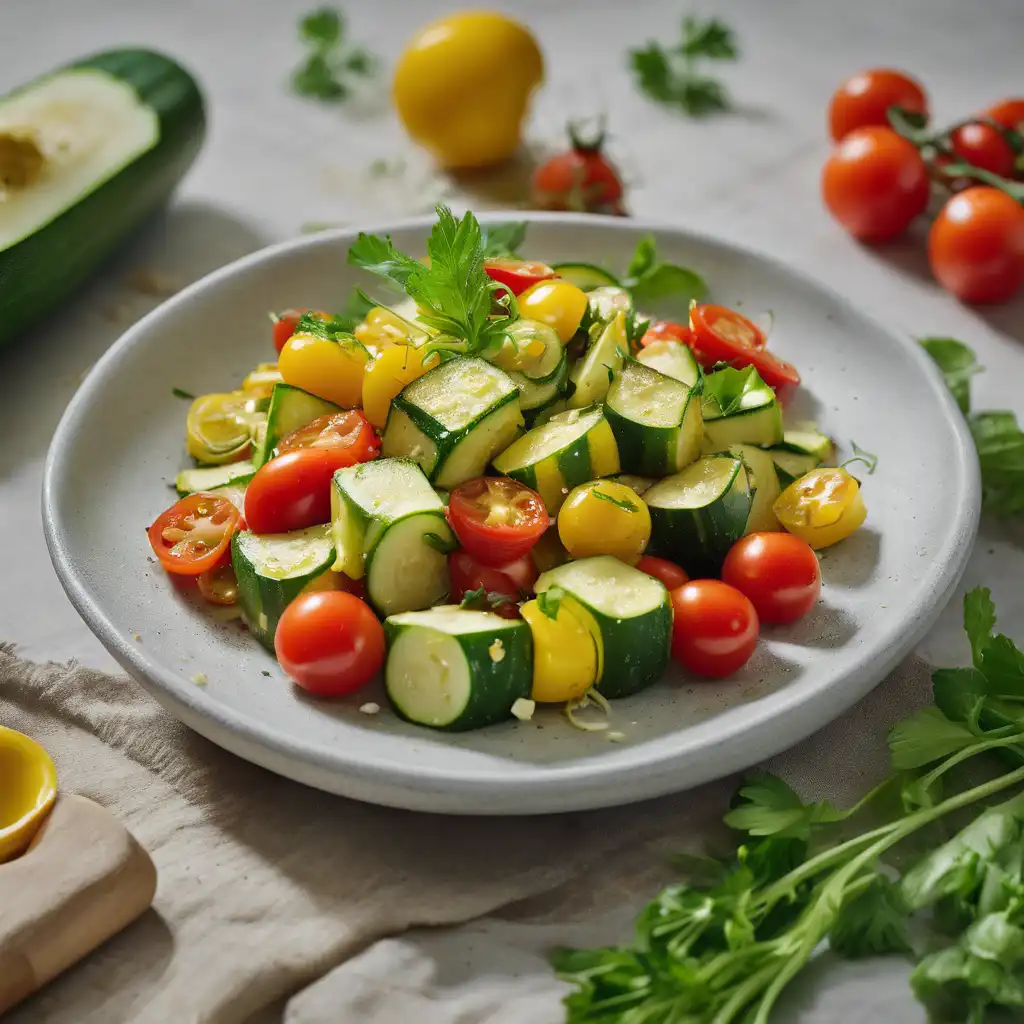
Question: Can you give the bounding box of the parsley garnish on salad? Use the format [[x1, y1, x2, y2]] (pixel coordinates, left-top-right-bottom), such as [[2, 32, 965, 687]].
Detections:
[[292, 7, 376, 102], [554, 587, 1024, 1023], [621, 234, 708, 306], [629, 17, 739, 116], [590, 488, 638, 513]]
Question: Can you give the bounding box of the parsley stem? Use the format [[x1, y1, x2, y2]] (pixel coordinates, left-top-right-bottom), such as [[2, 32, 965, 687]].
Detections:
[[916, 732, 1024, 792]]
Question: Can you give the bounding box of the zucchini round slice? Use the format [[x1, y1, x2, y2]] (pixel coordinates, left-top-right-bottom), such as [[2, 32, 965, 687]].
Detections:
[[551, 262, 619, 291], [636, 340, 700, 387], [384, 607, 533, 731]]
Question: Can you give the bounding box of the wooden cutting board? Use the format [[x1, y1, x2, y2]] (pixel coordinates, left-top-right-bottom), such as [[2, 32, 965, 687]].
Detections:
[[0, 794, 157, 1014]]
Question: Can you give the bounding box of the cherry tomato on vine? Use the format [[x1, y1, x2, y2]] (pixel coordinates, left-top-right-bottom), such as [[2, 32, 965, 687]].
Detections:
[[640, 320, 693, 348], [272, 308, 325, 355], [147, 493, 240, 576], [483, 258, 557, 296], [689, 304, 800, 403], [669, 580, 759, 679], [445, 477, 550, 567], [984, 98, 1024, 133], [822, 126, 930, 243], [635, 555, 689, 591], [827, 68, 928, 142], [448, 550, 536, 618], [721, 533, 821, 625], [533, 123, 625, 214], [275, 592, 385, 697], [928, 187, 1024, 304], [949, 123, 1016, 179]]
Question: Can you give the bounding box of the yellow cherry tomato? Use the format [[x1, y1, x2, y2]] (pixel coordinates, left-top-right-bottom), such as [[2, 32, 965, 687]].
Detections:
[[393, 12, 543, 169], [361, 344, 440, 428], [518, 280, 589, 342], [521, 599, 598, 703], [186, 391, 263, 464], [278, 331, 370, 409], [353, 306, 427, 349], [773, 467, 866, 549], [557, 481, 651, 565]]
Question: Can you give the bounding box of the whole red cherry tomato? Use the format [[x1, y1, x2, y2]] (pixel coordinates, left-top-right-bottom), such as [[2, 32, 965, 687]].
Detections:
[[949, 123, 1016, 180], [669, 580, 759, 678], [828, 68, 928, 142], [721, 533, 821, 624], [533, 122, 625, 215]]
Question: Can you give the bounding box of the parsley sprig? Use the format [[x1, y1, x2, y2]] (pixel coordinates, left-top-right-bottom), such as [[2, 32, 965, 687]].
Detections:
[[554, 587, 1024, 1022], [922, 337, 1024, 516], [621, 234, 708, 307], [348, 205, 518, 358], [292, 7, 376, 102], [629, 17, 739, 116]]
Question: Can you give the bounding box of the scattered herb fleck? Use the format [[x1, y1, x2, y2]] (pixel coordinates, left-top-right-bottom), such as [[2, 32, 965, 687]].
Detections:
[[172, 387, 195, 401], [591, 487, 638, 512], [537, 586, 565, 620], [292, 7, 376, 102]]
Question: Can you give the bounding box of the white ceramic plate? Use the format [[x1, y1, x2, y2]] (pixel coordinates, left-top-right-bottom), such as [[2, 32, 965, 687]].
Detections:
[[43, 213, 979, 815]]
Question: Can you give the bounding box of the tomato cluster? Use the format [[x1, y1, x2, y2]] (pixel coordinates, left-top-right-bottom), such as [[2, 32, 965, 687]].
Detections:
[[822, 69, 1024, 304]]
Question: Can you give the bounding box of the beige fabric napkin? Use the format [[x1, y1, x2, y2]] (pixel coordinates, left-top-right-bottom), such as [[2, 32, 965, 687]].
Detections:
[[0, 646, 738, 1024]]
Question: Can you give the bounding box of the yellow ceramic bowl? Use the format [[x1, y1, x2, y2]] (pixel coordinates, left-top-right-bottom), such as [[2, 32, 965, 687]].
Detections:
[[0, 725, 57, 863]]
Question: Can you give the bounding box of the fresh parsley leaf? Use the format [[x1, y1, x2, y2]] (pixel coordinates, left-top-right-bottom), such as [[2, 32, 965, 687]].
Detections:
[[292, 7, 376, 103], [920, 337, 982, 414], [888, 707, 979, 770], [591, 488, 637, 512], [629, 17, 738, 117], [537, 586, 564, 620], [843, 440, 879, 475], [965, 587, 997, 667], [423, 532, 456, 554], [829, 876, 912, 958], [171, 387, 195, 401], [620, 235, 707, 308], [724, 773, 845, 840], [480, 221, 527, 258], [626, 235, 657, 279], [459, 586, 513, 610], [350, 206, 514, 358], [703, 364, 769, 417]]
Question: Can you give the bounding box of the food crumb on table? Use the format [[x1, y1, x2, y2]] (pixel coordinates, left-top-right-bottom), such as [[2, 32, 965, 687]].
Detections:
[[359, 702, 381, 715]]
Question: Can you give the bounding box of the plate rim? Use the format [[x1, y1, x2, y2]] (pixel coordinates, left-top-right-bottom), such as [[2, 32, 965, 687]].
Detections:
[[42, 211, 982, 814]]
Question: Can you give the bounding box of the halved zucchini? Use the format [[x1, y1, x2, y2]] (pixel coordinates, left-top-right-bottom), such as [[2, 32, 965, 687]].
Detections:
[[551, 262, 618, 291], [384, 607, 532, 731], [382, 357, 523, 489], [769, 448, 820, 487], [702, 366, 783, 448], [644, 455, 754, 576], [636, 340, 700, 387], [776, 428, 833, 460], [730, 444, 781, 533], [0, 49, 205, 346], [492, 405, 620, 514], [489, 319, 564, 383], [175, 460, 254, 497], [568, 310, 627, 409], [253, 383, 340, 467], [535, 556, 671, 698], [605, 359, 703, 476]]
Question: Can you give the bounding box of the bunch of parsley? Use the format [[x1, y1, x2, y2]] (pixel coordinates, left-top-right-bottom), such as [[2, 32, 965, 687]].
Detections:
[[554, 588, 1024, 1023], [923, 337, 1024, 517]]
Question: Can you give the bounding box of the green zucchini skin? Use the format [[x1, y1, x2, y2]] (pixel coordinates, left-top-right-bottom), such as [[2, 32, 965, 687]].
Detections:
[[0, 49, 205, 347]]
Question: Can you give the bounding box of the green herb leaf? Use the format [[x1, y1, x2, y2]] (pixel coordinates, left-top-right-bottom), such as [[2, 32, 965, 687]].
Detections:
[[703, 364, 769, 417], [459, 586, 513, 610], [724, 773, 845, 840], [480, 221, 527, 258], [620, 235, 707, 307], [843, 441, 879, 475], [591, 487, 637, 512], [679, 16, 739, 60], [888, 706, 979, 770], [300, 7, 342, 46], [537, 586, 564, 620], [292, 7, 376, 103], [920, 337, 982, 414], [965, 587, 997, 667], [172, 387, 195, 401], [829, 876, 912, 958], [347, 232, 421, 290], [970, 411, 1024, 518], [423, 532, 456, 554]]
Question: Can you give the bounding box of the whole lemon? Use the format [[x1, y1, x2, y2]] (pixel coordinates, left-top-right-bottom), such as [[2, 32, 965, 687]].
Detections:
[[393, 11, 543, 170]]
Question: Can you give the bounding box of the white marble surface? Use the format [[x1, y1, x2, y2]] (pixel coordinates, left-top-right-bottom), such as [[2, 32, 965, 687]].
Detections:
[[3, 0, 1024, 1017]]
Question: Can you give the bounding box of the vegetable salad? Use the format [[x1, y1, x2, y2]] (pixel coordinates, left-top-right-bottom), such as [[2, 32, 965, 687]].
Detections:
[[148, 207, 868, 733]]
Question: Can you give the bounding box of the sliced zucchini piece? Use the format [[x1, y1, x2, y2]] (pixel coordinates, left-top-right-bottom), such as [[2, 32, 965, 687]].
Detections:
[[702, 366, 783, 448], [527, 397, 569, 428], [776, 429, 833, 460], [0, 50, 205, 347], [636, 340, 700, 387], [729, 444, 781, 533], [492, 405, 620, 514], [383, 357, 523, 489], [508, 349, 569, 413], [609, 474, 656, 496], [254, 383, 340, 467], [490, 319, 564, 383], [232, 524, 334, 650], [330, 457, 452, 615], [568, 310, 627, 409], [644, 455, 754, 576], [769, 448, 820, 487], [551, 262, 618, 291], [605, 359, 703, 476], [384, 606, 532, 731], [535, 555, 671, 699], [175, 460, 254, 497], [587, 286, 633, 324]]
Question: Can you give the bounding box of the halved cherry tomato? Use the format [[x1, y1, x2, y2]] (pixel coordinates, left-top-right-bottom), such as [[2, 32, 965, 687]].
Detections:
[[272, 308, 326, 355], [669, 580, 759, 678], [484, 258, 557, 296], [197, 556, 239, 606], [721, 533, 821, 624], [689, 304, 801, 403], [984, 98, 1024, 133], [827, 68, 928, 142], [245, 446, 371, 534], [148, 493, 240, 576], [445, 477, 550, 567], [275, 591, 385, 697], [276, 410, 380, 460], [949, 123, 1016, 179], [640, 320, 693, 348], [635, 555, 689, 591], [448, 550, 536, 618]]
